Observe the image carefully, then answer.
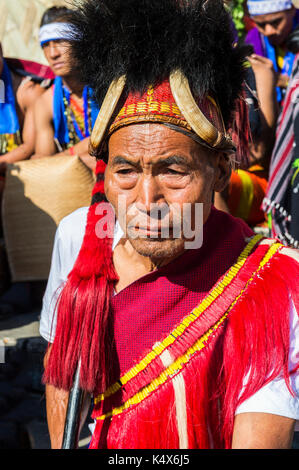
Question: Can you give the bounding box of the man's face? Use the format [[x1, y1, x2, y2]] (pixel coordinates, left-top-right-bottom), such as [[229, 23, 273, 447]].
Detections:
[[42, 39, 74, 76], [105, 123, 230, 261], [252, 8, 295, 46]]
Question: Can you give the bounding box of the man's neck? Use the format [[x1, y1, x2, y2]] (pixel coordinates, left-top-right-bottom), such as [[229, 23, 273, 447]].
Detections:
[[113, 238, 185, 293]]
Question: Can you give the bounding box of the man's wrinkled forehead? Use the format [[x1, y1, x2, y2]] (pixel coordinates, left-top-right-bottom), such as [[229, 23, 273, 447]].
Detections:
[[107, 122, 211, 165]]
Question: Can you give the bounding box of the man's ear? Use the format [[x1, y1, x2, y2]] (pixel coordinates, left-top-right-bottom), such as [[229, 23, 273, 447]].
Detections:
[[213, 152, 232, 193]]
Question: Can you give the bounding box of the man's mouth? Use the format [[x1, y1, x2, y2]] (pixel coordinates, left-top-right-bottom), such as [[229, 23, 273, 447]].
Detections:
[[127, 224, 176, 239]]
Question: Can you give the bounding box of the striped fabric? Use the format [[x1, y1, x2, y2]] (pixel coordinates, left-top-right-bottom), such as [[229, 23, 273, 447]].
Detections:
[[263, 54, 299, 248]]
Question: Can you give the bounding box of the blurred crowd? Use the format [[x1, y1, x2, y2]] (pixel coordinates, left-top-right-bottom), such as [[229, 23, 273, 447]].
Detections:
[[0, 0, 298, 317]]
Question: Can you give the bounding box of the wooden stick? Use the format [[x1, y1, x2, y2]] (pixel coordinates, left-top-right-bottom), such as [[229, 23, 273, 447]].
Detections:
[[61, 362, 84, 449]]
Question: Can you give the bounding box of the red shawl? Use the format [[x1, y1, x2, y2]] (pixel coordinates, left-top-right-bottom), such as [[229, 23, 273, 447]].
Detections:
[[44, 203, 299, 448], [109, 207, 252, 377]]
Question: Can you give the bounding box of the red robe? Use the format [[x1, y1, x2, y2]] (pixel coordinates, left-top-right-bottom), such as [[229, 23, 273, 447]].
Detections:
[[88, 208, 299, 449]]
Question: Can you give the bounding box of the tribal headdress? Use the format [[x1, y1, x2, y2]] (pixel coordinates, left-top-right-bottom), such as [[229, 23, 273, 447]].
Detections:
[[44, 0, 250, 394]]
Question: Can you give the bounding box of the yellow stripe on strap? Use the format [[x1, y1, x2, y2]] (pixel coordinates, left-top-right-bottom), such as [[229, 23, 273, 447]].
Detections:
[[96, 242, 282, 420], [94, 234, 263, 404]]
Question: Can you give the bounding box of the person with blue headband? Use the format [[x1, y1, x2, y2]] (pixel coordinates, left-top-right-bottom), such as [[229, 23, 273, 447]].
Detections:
[[32, 7, 99, 171], [245, 0, 299, 103]]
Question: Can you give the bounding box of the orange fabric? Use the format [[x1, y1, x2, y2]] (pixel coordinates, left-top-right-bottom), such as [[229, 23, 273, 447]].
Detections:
[[228, 166, 268, 227]]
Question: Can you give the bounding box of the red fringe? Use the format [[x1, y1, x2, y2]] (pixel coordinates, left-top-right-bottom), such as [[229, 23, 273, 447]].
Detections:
[[220, 250, 299, 447], [43, 158, 118, 392], [90, 380, 179, 449]]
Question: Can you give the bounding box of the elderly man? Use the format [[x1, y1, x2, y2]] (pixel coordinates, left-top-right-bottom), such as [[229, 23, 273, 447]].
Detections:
[[246, 0, 299, 101], [41, 0, 299, 449]]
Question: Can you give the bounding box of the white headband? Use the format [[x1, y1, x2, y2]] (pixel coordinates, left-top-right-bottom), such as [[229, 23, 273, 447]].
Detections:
[[39, 22, 80, 46]]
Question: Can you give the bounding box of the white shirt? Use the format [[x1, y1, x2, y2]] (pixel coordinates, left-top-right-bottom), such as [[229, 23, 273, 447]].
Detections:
[[40, 207, 299, 429]]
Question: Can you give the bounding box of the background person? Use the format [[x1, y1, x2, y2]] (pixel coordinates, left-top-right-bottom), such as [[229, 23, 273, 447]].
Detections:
[[214, 53, 278, 228], [246, 0, 299, 102], [263, 26, 299, 247]]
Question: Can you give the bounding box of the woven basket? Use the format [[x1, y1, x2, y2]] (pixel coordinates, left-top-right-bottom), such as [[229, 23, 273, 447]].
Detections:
[[1, 0, 73, 64], [2, 155, 95, 281]]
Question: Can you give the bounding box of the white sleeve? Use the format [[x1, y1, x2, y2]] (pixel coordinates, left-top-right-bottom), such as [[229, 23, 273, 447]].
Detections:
[[235, 297, 299, 430], [39, 207, 88, 343]]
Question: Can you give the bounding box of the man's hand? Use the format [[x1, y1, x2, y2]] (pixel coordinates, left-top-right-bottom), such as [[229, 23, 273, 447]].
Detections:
[[249, 54, 288, 89], [45, 383, 69, 449], [44, 345, 91, 449], [248, 54, 275, 71], [247, 53, 279, 168], [44, 346, 69, 449], [247, 54, 276, 88]]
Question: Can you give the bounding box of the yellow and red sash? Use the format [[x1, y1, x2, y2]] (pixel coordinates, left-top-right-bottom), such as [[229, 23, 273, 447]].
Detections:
[[89, 237, 298, 449]]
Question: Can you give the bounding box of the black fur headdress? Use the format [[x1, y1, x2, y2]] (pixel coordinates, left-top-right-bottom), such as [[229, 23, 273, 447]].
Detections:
[[70, 0, 247, 127]]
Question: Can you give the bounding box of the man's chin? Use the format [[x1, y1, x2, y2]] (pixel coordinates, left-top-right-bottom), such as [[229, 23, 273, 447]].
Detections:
[[128, 237, 185, 261], [51, 67, 72, 77]]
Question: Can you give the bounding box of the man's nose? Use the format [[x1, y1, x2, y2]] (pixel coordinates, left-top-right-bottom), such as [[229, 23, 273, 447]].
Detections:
[[135, 175, 163, 212], [49, 41, 60, 58]]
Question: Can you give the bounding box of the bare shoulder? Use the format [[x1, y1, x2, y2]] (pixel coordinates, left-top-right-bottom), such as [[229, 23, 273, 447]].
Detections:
[[259, 237, 299, 263], [34, 86, 54, 120]]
